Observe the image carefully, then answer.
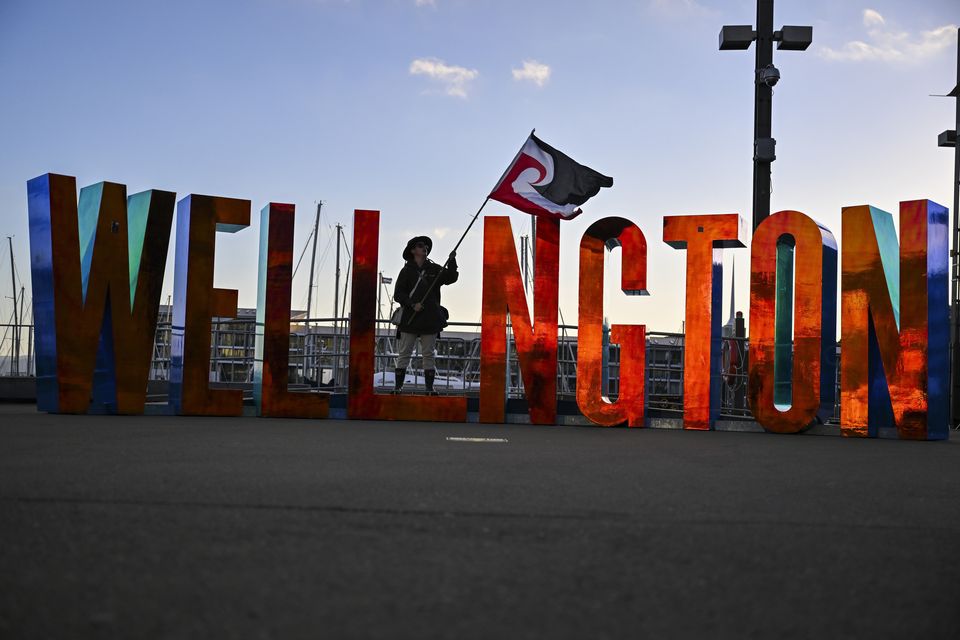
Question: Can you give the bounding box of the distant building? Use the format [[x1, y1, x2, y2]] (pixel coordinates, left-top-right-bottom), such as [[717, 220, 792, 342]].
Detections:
[[147, 306, 692, 402]]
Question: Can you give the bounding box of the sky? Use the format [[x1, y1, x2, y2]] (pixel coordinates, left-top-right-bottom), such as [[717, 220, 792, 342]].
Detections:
[[0, 0, 958, 337]]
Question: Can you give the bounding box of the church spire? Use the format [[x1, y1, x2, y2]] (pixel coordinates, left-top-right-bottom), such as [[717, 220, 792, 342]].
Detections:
[[728, 255, 736, 327], [723, 256, 737, 337]]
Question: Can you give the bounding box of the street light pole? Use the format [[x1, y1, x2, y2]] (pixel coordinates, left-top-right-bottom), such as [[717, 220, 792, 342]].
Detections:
[[752, 0, 774, 230], [935, 28, 960, 427], [720, 0, 812, 231], [719, 3, 812, 407]]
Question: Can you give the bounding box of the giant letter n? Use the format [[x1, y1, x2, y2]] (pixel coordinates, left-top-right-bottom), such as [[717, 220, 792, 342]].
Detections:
[[841, 201, 949, 440], [480, 216, 559, 424]]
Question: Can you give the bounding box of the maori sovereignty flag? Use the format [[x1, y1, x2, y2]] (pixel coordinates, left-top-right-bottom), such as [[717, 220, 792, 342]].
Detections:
[[489, 133, 613, 220]]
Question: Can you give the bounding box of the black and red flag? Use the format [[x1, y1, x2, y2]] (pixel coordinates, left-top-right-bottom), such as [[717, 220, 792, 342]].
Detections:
[[489, 132, 613, 220]]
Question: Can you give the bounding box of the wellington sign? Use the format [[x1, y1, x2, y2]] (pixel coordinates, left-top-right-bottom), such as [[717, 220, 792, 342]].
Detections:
[[26, 173, 950, 439]]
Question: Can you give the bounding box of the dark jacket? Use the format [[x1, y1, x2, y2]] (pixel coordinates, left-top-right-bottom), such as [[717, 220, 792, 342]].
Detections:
[[393, 257, 459, 335]]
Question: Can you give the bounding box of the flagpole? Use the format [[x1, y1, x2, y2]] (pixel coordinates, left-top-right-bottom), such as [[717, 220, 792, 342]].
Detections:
[[490, 128, 535, 195], [406, 196, 489, 321], [407, 128, 535, 320]]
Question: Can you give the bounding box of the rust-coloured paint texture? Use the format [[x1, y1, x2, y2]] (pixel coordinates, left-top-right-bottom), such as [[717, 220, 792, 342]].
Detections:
[[840, 201, 949, 440], [27, 174, 174, 414], [663, 214, 745, 430], [576, 217, 648, 426], [749, 210, 837, 433], [169, 194, 251, 416], [480, 216, 560, 424], [253, 203, 330, 418], [347, 209, 467, 422]]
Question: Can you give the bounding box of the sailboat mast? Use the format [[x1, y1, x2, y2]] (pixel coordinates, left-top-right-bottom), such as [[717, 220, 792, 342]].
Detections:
[[7, 237, 18, 376], [334, 223, 342, 321], [306, 201, 322, 328]]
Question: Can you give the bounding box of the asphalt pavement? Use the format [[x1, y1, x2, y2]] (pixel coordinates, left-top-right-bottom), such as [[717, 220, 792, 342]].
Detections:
[[1, 404, 959, 639]]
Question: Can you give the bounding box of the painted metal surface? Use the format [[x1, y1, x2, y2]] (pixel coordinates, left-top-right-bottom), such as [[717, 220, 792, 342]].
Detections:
[[347, 209, 467, 422], [773, 243, 795, 406], [663, 214, 745, 430], [749, 210, 837, 433], [169, 195, 251, 416], [840, 201, 949, 440], [480, 216, 559, 424], [576, 217, 648, 427], [27, 174, 174, 414], [253, 203, 330, 418]]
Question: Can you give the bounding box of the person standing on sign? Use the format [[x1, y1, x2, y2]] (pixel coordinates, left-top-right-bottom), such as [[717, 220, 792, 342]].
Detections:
[[392, 236, 458, 395]]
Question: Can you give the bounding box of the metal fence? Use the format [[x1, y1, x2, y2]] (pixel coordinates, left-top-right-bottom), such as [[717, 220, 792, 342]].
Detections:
[[0, 317, 843, 422]]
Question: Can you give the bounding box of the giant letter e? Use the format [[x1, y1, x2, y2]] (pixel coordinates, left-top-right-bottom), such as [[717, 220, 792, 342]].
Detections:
[[169, 194, 251, 416]]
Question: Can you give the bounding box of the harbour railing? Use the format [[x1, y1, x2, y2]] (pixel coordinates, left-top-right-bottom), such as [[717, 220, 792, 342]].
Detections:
[[0, 317, 841, 423]]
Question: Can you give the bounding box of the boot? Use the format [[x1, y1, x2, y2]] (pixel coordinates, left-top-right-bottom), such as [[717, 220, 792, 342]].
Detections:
[[392, 368, 406, 394], [425, 369, 438, 395]]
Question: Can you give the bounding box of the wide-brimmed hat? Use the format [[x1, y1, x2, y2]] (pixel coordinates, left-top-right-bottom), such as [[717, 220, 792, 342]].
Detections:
[[403, 236, 432, 261]]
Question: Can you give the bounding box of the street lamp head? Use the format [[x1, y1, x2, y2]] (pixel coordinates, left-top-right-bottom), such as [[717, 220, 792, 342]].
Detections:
[[719, 25, 756, 50], [939, 130, 957, 149], [758, 64, 780, 87], [775, 25, 813, 51]]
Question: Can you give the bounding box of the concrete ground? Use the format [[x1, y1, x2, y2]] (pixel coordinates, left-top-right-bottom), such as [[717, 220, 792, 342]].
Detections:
[[1, 404, 958, 639]]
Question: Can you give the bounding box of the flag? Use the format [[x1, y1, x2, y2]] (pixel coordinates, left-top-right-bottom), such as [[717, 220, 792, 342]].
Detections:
[[489, 133, 613, 220]]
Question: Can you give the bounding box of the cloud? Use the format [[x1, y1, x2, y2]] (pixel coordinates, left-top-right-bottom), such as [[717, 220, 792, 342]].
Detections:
[[862, 8, 885, 27], [511, 60, 551, 87], [647, 0, 716, 19], [409, 57, 479, 98], [415, 0, 435, 6], [433, 227, 450, 239], [819, 9, 957, 63]]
